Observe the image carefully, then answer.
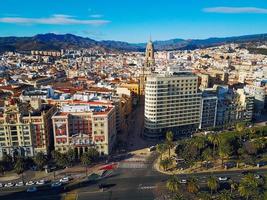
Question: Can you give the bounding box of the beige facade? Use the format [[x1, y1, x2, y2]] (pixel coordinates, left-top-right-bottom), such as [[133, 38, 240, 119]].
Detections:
[[144, 72, 202, 138], [0, 100, 56, 159]]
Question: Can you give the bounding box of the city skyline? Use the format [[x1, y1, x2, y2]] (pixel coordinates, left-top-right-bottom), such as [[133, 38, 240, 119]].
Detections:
[[0, 0, 267, 42]]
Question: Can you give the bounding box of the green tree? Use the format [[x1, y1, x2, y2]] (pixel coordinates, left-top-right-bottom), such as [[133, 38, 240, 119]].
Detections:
[[52, 151, 68, 168], [202, 148, 213, 161], [166, 176, 180, 194], [166, 131, 174, 158], [208, 133, 221, 157], [34, 152, 47, 170], [218, 189, 233, 200], [159, 157, 172, 171], [238, 174, 260, 200], [228, 179, 238, 194], [207, 175, 219, 195], [156, 143, 167, 160], [66, 149, 76, 166], [14, 157, 26, 182], [191, 136, 206, 156], [2, 154, 13, 170], [218, 143, 232, 166], [80, 152, 92, 176], [186, 177, 199, 194], [87, 148, 99, 162], [235, 122, 246, 140], [248, 128, 256, 140], [0, 161, 5, 175]]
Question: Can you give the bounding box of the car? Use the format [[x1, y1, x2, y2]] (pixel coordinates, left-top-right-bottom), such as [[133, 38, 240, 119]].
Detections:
[[59, 176, 70, 183], [0, 183, 3, 188], [5, 182, 14, 187], [148, 146, 156, 152], [254, 174, 261, 179], [27, 187, 37, 192], [26, 181, 35, 186], [218, 177, 228, 181], [51, 182, 62, 188], [36, 180, 46, 185], [179, 179, 187, 184], [15, 181, 24, 187]]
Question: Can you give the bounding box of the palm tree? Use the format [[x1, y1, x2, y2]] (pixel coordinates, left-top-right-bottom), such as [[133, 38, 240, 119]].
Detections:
[[166, 176, 180, 195], [235, 122, 245, 140], [248, 128, 256, 140], [207, 175, 219, 195], [208, 133, 221, 158], [165, 131, 174, 158], [192, 136, 206, 156], [228, 179, 237, 194], [159, 157, 172, 171], [218, 189, 233, 200], [186, 177, 199, 194], [238, 174, 260, 200], [156, 143, 167, 160], [218, 143, 232, 166]]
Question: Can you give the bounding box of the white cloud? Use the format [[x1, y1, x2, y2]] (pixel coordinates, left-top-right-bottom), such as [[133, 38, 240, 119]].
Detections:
[[90, 14, 103, 18], [0, 14, 110, 25], [203, 7, 267, 14]]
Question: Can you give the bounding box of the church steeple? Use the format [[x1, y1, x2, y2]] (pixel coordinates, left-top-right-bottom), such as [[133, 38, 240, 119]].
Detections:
[[145, 37, 155, 71]]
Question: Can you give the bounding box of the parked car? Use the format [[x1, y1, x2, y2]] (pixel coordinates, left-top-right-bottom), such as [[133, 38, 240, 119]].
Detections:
[[256, 161, 267, 167], [15, 181, 24, 187], [179, 179, 187, 184], [26, 181, 35, 186], [218, 177, 228, 181], [51, 182, 62, 188], [36, 180, 46, 185], [0, 183, 3, 188], [148, 146, 156, 152], [27, 187, 37, 192], [60, 176, 70, 183], [5, 182, 14, 187]]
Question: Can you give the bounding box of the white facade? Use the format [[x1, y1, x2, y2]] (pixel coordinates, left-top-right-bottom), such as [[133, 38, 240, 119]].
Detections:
[[144, 72, 201, 138]]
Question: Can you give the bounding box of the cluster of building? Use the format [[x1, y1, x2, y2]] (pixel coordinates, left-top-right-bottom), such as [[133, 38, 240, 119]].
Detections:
[[0, 39, 267, 158]]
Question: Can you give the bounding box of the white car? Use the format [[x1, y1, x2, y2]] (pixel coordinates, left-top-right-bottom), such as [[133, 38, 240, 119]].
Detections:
[[60, 176, 70, 183], [26, 181, 35, 186], [5, 182, 14, 187], [36, 180, 46, 185], [0, 183, 3, 188], [148, 146, 156, 152], [254, 174, 261, 179], [179, 179, 187, 184], [218, 177, 228, 181], [51, 182, 62, 188], [15, 181, 24, 187], [27, 187, 37, 192]]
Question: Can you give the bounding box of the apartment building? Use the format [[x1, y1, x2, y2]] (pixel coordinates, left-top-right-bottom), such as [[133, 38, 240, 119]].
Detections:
[[0, 98, 56, 159], [144, 71, 202, 138], [199, 90, 218, 129], [52, 103, 116, 156]]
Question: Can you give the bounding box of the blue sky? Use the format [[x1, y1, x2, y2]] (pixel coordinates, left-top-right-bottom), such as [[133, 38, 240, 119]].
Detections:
[[0, 0, 267, 42]]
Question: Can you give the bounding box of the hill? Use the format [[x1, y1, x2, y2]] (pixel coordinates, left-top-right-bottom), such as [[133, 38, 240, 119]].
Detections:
[[0, 33, 267, 52]]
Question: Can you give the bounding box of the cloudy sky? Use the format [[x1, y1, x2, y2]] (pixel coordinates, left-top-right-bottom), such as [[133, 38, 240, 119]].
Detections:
[[0, 0, 267, 42]]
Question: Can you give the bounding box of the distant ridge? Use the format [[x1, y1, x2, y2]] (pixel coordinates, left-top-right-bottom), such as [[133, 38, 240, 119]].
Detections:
[[0, 33, 267, 52]]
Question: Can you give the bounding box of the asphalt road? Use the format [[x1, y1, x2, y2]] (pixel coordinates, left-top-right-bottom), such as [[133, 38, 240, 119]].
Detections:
[[1, 167, 267, 200]]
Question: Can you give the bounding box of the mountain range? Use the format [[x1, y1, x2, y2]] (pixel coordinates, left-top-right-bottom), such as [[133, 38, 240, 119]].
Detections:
[[1, 33, 267, 53]]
